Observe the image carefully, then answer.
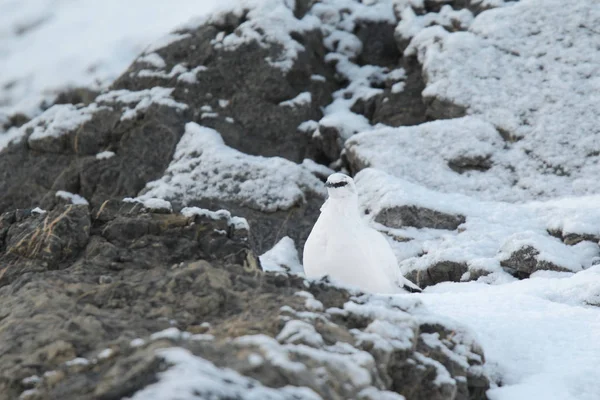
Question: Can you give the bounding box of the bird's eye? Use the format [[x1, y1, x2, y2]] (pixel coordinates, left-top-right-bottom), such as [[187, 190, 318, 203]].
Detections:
[[325, 181, 348, 188]]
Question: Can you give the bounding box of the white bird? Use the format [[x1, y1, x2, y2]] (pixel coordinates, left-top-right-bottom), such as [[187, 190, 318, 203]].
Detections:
[[303, 173, 421, 294]]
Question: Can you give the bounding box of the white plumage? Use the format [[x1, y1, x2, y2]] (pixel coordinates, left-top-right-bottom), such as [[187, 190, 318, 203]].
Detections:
[[303, 173, 421, 294]]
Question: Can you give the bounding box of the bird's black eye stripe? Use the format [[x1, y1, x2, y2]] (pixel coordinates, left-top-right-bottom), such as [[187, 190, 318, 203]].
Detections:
[[325, 181, 348, 188]]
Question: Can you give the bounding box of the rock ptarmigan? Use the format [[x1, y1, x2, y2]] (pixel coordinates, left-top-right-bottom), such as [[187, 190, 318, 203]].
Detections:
[[303, 173, 421, 294]]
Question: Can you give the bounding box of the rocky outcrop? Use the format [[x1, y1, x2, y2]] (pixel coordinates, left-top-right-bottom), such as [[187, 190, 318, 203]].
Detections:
[[0, 202, 488, 400]]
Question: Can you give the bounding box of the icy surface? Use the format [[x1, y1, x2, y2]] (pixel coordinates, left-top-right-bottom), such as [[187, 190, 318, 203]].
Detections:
[[139, 123, 325, 212]]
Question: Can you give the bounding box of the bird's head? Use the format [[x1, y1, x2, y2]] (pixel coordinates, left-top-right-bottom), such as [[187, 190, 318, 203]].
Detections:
[[325, 173, 357, 200]]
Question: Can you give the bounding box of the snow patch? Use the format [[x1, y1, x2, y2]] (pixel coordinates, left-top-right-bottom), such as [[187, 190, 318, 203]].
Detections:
[[96, 151, 115, 160], [279, 92, 312, 108], [260, 236, 304, 274], [55, 190, 89, 206], [355, 169, 599, 279], [96, 87, 187, 121], [138, 122, 325, 212], [128, 347, 322, 400]]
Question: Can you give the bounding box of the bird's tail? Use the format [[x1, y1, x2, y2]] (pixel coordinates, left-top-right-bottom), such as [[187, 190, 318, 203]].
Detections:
[[402, 283, 422, 293]]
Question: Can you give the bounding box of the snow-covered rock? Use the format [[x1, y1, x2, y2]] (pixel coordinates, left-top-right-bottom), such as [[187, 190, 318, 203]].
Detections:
[[406, 0, 600, 201], [355, 168, 600, 286], [138, 122, 325, 213]]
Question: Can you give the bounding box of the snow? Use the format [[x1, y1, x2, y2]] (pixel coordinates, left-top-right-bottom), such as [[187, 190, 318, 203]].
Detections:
[[301, 158, 336, 180], [346, 116, 520, 202], [138, 122, 325, 212], [55, 190, 89, 206], [206, 0, 321, 71], [65, 357, 89, 367], [136, 63, 188, 80], [177, 66, 208, 84], [23, 103, 104, 146], [294, 291, 324, 312], [128, 347, 322, 400], [355, 168, 600, 279], [3, 86, 187, 153], [276, 320, 324, 347], [95, 87, 187, 121], [18, 389, 38, 400], [125, 292, 480, 400], [0, 0, 224, 119], [129, 338, 146, 348], [413, 352, 456, 386], [2, 0, 598, 398], [21, 375, 41, 385], [390, 82, 405, 94], [124, 197, 173, 212], [31, 207, 46, 215], [406, 0, 600, 200], [97, 348, 114, 360], [150, 327, 186, 341], [259, 236, 304, 274], [135, 53, 166, 69], [279, 92, 312, 108], [422, 274, 600, 400], [95, 151, 115, 160], [396, 5, 473, 44], [181, 206, 249, 232], [144, 33, 191, 54]]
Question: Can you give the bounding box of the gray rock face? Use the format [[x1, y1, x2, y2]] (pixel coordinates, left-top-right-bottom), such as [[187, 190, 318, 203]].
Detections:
[[499, 245, 572, 279], [113, 24, 336, 164], [351, 59, 428, 128], [405, 261, 469, 288], [0, 201, 256, 399], [375, 205, 466, 231]]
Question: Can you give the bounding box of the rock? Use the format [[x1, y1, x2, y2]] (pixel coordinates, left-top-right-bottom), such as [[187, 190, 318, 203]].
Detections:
[[313, 122, 345, 163], [0, 201, 258, 399], [405, 261, 469, 288], [3, 204, 90, 267], [375, 205, 466, 230], [499, 245, 573, 279], [352, 59, 428, 128], [548, 230, 600, 247], [1, 113, 29, 130], [53, 88, 100, 107], [447, 155, 492, 174], [355, 22, 401, 67], [112, 19, 336, 164], [0, 198, 488, 399]]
